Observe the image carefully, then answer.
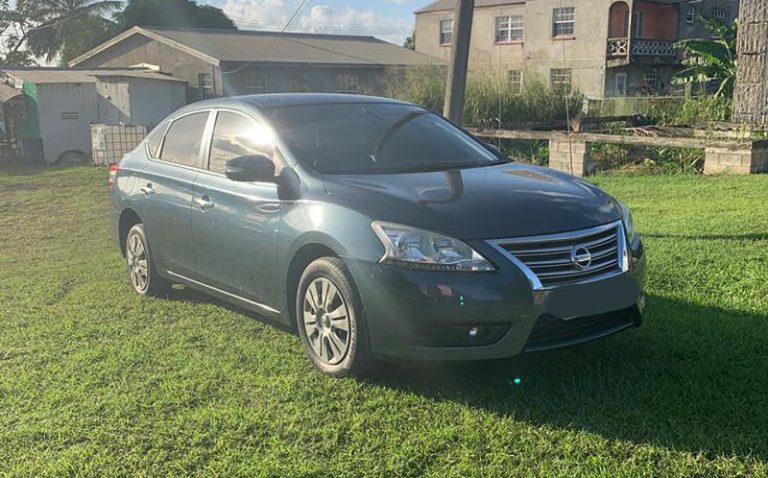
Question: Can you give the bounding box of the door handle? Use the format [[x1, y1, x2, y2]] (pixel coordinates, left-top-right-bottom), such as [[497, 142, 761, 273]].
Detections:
[[258, 204, 282, 213], [195, 196, 215, 211], [140, 183, 155, 196]]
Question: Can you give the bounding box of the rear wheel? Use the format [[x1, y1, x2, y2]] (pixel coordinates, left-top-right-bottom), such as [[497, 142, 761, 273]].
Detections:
[[296, 257, 370, 377], [125, 223, 170, 296]]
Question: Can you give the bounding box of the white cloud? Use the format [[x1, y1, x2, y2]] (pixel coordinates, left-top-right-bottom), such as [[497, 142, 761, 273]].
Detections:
[[221, 1, 414, 45]]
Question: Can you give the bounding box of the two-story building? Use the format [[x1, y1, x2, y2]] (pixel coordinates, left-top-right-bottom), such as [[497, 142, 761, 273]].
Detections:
[[415, 0, 739, 99]]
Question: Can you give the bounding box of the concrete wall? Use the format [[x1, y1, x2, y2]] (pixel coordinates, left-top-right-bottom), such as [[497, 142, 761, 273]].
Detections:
[[415, 0, 740, 100], [416, 0, 615, 98]]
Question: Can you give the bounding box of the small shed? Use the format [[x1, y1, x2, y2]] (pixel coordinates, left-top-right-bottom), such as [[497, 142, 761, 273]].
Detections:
[[0, 68, 186, 163]]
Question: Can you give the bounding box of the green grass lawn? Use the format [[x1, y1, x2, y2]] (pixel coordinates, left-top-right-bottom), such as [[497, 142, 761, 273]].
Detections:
[[1, 163, 767, 477]]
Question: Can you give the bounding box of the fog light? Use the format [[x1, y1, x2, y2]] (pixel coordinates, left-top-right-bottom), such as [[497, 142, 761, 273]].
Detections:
[[468, 326, 480, 339]]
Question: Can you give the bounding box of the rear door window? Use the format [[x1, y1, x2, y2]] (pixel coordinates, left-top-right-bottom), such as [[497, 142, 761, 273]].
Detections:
[[208, 111, 282, 175], [159, 112, 209, 168], [146, 122, 169, 158]]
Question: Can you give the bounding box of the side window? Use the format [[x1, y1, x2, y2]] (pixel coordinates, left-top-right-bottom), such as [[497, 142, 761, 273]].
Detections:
[[208, 111, 282, 176], [159, 112, 209, 168], [146, 122, 169, 158]]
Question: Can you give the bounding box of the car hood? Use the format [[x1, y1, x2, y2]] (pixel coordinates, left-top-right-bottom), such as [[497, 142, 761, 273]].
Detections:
[[322, 162, 622, 240]]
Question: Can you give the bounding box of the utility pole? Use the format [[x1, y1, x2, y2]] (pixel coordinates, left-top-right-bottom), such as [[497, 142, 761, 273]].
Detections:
[[732, 0, 768, 124], [443, 0, 475, 123]]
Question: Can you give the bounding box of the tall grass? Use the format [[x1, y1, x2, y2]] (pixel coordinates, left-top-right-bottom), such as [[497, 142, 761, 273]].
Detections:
[[645, 95, 732, 126], [383, 66, 584, 126]]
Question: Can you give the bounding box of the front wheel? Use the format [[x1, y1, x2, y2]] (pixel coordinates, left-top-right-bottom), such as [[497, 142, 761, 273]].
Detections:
[[125, 223, 170, 296], [296, 257, 371, 377]]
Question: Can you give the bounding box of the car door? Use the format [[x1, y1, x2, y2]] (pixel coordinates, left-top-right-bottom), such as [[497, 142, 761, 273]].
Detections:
[[138, 110, 210, 279], [191, 109, 283, 310]]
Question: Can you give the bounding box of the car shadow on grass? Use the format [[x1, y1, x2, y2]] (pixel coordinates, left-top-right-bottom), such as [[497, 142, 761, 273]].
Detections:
[[363, 294, 768, 461]]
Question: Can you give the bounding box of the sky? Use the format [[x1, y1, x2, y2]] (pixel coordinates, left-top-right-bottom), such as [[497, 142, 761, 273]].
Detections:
[[204, 0, 424, 45]]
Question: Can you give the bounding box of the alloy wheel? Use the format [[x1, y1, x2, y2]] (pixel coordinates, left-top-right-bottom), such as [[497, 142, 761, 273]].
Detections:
[[302, 277, 351, 365], [127, 233, 149, 292]]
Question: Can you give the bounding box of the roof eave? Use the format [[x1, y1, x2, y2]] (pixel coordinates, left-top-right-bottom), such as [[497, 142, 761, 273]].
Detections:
[[68, 26, 221, 68]]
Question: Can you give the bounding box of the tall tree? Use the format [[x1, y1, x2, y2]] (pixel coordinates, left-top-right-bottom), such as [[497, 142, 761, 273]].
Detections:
[[115, 0, 236, 32], [0, 0, 122, 65], [731, 0, 768, 124], [403, 31, 415, 50]]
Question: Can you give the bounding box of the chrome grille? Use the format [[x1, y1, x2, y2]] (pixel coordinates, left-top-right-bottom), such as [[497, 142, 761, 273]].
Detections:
[[489, 221, 627, 290]]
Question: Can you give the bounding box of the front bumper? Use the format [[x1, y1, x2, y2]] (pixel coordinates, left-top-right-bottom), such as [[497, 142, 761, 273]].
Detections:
[[347, 238, 646, 361]]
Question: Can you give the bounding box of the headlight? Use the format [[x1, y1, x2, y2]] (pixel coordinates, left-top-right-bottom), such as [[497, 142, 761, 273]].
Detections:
[[371, 221, 495, 272], [618, 201, 637, 244]]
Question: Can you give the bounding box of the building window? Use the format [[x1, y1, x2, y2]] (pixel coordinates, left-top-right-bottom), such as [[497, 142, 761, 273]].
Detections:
[[496, 15, 524, 43], [336, 74, 359, 94], [550, 68, 572, 91], [633, 11, 644, 37], [245, 70, 267, 94], [507, 70, 523, 94], [685, 4, 696, 24], [643, 68, 659, 90], [712, 7, 727, 23], [614, 72, 627, 97], [440, 19, 453, 45], [198, 72, 214, 99], [552, 7, 575, 37]]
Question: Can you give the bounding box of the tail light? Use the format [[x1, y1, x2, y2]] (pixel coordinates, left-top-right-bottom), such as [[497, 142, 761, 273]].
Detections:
[[109, 165, 119, 189]]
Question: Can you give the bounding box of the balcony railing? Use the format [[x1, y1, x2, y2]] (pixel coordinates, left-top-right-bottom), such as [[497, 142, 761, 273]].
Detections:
[[607, 38, 629, 58], [631, 39, 677, 57]]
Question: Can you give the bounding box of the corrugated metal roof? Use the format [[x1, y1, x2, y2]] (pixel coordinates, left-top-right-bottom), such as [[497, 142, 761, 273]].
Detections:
[[416, 0, 524, 14], [0, 82, 22, 102], [1, 68, 186, 84], [140, 27, 441, 65]]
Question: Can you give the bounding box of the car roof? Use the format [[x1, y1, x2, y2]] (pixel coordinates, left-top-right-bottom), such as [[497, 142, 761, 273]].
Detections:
[[177, 93, 416, 115]]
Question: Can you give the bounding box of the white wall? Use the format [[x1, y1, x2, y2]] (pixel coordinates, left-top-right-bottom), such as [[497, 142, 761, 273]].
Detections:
[[37, 83, 98, 163]]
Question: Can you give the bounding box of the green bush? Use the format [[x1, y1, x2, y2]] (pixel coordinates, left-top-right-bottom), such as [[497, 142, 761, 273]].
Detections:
[[383, 67, 584, 126], [645, 95, 731, 126]]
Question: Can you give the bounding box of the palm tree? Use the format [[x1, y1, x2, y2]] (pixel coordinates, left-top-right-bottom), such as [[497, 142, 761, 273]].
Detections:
[[4, 0, 122, 65], [672, 17, 738, 97]]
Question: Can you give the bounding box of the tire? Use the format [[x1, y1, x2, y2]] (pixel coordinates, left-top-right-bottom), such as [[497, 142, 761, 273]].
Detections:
[[296, 257, 371, 377], [125, 223, 170, 297]]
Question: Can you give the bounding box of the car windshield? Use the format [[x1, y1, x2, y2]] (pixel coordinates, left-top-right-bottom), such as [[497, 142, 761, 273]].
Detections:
[[266, 103, 503, 174]]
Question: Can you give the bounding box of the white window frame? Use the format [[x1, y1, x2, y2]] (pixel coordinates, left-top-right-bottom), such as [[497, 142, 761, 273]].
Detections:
[[495, 15, 524, 43], [643, 68, 659, 90], [507, 70, 523, 94], [685, 4, 696, 24], [614, 72, 627, 97], [550, 68, 572, 91], [552, 7, 575, 38], [198, 72, 214, 100], [245, 70, 268, 95], [712, 7, 727, 23], [336, 73, 360, 94], [440, 19, 453, 46]]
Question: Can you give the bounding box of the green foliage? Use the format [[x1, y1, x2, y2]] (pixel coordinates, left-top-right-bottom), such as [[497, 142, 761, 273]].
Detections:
[[403, 31, 415, 51], [385, 67, 584, 125], [673, 17, 738, 97], [645, 95, 732, 125], [3, 164, 768, 476], [0, 0, 122, 65], [590, 143, 705, 175], [115, 0, 236, 32]]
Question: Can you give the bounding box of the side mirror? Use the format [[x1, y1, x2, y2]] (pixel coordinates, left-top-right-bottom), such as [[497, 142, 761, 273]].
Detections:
[[225, 154, 275, 182]]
